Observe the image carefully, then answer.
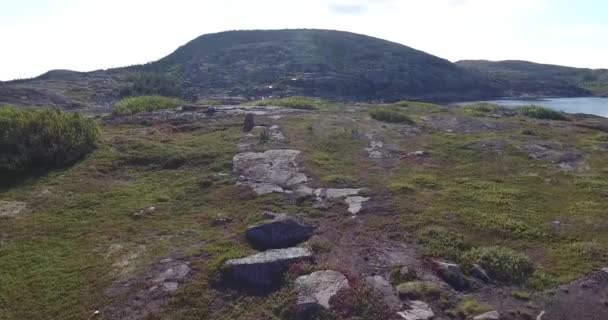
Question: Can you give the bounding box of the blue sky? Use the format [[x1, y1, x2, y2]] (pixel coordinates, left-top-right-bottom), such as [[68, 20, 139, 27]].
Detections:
[[1, 0, 606, 80]]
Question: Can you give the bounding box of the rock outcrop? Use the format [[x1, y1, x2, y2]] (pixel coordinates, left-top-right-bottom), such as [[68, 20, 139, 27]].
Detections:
[[397, 300, 434, 320], [233, 149, 308, 194], [434, 261, 470, 291], [295, 270, 351, 311], [224, 247, 313, 288], [246, 214, 314, 250]]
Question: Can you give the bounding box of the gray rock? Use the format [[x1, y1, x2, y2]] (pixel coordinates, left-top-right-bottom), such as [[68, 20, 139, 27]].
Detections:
[[471, 264, 491, 283], [322, 188, 363, 199], [243, 113, 255, 132], [246, 215, 314, 250], [233, 149, 308, 194], [224, 247, 313, 288], [345, 196, 370, 214], [0, 201, 26, 217], [473, 310, 500, 320], [434, 261, 470, 291], [295, 270, 350, 311], [365, 275, 402, 311], [397, 300, 434, 320]]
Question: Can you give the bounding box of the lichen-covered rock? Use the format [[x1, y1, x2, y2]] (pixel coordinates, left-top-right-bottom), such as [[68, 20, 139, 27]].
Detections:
[[233, 149, 308, 194], [224, 247, 313, 288], [473, 310, 500, 320], [0, 201, 27, 217], [397, 300, 434, 320], [345, 196, 370, 214], [246, 215, 314, 250], [295, 270, 350, 311], [365, 275, 402, 311]]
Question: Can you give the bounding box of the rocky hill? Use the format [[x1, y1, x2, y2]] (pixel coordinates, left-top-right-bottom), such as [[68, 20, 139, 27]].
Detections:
[[457, 60, 608, 98]]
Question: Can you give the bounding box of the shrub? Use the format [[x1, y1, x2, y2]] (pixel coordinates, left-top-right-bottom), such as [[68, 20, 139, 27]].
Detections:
[[369, 108, 414, 124], [453, 297, 493, 318], [0, 106, 100, 172], [463, 103, 501, 117], [113, 95, 185, 115], [251, 96, 322, 110], [516, 105, 568, 120], [389, 182, 416, 194], [119, 71, 180, 97], [460, 246, 535, 284]]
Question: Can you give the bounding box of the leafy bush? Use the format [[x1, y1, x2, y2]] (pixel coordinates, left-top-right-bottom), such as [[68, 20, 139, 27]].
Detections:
[[119, 71, 180, 97], [0, 106, 100, 172], [516, 105, 568, 120], [113, 95, 185, 115], [251, 96, 323, 110], [460, 246, 535, 284], [369, 108, 414, 124]]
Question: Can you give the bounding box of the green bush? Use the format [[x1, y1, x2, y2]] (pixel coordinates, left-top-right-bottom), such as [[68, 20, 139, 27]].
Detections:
[[251, 96, 322, 110], [460, 246, 535, 284], [516, 105, 568, 120], [369, 108, 414, 124], [0, 106, 100, 172], [463, 103, 501, 117], [113, 95, 185, 115]]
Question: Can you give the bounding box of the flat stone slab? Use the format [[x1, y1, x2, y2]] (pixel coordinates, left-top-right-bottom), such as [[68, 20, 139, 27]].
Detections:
[[295, 270, 350, 310], [224, 247, 313, 288], [233, 149, 308, 194], [246, 215, 314, 250], [0, 201, 27, 217], [345, 196, 370, 215]]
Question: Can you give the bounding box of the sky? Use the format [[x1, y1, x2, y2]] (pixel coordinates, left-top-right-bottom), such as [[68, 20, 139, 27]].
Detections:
[[1, 0, 607, 81]]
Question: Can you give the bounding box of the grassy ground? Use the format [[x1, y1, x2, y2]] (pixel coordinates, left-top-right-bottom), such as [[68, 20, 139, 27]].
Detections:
[[2, 101, 608, 319]]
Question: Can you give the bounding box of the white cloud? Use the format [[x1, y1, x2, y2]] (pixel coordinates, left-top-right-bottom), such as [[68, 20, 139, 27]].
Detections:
[[0, 0, 605, 80]]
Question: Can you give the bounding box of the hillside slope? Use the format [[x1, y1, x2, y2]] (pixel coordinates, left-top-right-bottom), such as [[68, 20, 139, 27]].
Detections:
[[0, 29, 497, 108], [457, 60, 608, 98]]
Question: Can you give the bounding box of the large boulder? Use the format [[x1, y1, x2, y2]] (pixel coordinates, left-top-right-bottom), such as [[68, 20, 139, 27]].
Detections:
[[434, 261, 470, 291], [365, 275, 402, 311], [246, 214, 314, 250], [295, 270, 351, 312], [233, 149, 308, 194], [224, 247, 313, 289]]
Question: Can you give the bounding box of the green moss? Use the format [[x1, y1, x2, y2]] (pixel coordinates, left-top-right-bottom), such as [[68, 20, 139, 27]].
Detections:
[[454, 297, 493, 318], [389, 182, 416, 194], [461, 246, 535, 284], [417, 226, 468, 259], [396, 281, 441, 300], [512, 290, 531, 301], [113, 95, 185, 115]]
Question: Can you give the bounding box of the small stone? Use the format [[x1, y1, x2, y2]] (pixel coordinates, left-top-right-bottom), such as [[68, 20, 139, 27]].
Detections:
[[471, 264, 491, 283], [344, 196, 370, 214], [143, 207, 156, 214], [474, 310, 500, 320]]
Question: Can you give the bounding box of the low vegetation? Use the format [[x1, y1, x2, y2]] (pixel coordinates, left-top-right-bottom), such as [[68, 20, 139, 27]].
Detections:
[[119, 71, 181, 97], [516, 105, 569, 120], [460, 246, 535, 284], [251, 96, 326, 110], [113, 95, 185, 115], [369, 107, 414, 124], [417, 226, 468, 260], [0, 106, 99, 173], [462, 102, 502, 117], [396, 281, 441, 300]]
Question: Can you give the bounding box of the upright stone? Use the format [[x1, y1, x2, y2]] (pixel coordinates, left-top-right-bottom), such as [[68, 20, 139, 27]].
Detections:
[[243, 113, 255, 132]]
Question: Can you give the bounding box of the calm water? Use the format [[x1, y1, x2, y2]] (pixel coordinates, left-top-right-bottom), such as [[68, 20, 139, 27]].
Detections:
[[457, 97, 608, 118]]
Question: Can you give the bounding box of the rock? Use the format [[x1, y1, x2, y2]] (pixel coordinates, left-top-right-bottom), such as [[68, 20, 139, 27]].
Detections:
[[246, 215, 314, 250], [369, 150, 383, 159], [224, 247, 313, 288], [211, 214, 232, 226], [0, 201, 26, 217], [536, 310, 546, 320], [434, 261, 470, 291], [471, 264, 491, 283], [345, 196, 370, 214], [409, 151, 429, 157], [397, 301, 434, 320], [143, 207, 156, 214], [322, 188, 362, 199], [243, 113, 255, 132], [295, 270, 350, 311], [474, 310, 500, 320], [132, 206, 156, 219], [365, 275, 402, 311], [233, 149, 308, 194]]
